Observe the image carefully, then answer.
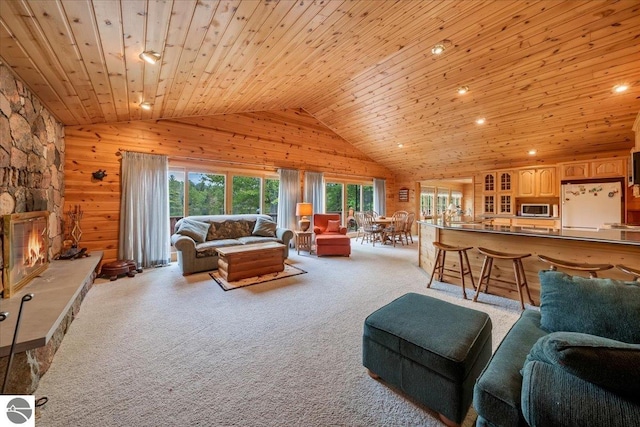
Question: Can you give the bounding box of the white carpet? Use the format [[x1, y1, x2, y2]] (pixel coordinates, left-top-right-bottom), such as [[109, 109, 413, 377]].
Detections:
[[35, 239, 523, 426]]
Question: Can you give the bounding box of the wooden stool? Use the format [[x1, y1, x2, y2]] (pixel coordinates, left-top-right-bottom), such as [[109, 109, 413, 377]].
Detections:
[[616, 264, 640, 281], [427, 242, 476, 299], [473, 247, 534, 310], [101, 260, 142, 281], [537, 255, 613, 278]]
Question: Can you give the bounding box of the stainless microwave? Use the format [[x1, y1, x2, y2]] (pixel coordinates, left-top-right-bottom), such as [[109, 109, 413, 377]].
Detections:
[[521, 203, 551, 217]]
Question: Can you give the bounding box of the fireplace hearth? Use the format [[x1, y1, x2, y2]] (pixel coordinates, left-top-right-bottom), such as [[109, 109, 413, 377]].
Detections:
[[2, 211, 50, 298]]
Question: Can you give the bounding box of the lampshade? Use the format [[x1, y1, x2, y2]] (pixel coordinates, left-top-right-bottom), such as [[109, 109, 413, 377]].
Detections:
[[296, 203, 313, 231], [296, 203, 313, 217]]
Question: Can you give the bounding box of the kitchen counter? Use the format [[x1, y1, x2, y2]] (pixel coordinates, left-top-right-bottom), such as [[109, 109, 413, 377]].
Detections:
[[418, 221, 640, 304], [422, 221, 640, 246]]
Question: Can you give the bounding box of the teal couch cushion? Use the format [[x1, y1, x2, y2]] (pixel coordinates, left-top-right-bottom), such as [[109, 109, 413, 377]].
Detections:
[[525, 331, 640, 397], [473, 310, 546, 427], [539, 270, 640, 343]]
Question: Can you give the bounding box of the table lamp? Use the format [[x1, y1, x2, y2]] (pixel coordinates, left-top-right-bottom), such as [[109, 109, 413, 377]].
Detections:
[[296, 202, 313, 231]]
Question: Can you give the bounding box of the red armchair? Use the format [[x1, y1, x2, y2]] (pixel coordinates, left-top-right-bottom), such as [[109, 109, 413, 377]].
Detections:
[[313, 214, 351, 257]]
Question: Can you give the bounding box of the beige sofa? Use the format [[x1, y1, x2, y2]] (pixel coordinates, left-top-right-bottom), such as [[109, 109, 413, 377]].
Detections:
[[170, 214, 293, 275]]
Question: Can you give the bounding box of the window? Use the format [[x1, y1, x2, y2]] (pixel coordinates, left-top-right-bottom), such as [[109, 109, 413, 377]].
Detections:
[[325, 182, 343, 219], [421, 187, 435, 217], [188, 172, 226, 215], [169, 170, 185, 217], [264, 178, 279, 219], [232, 175, 260, 214], [345, 183, 373, 231]]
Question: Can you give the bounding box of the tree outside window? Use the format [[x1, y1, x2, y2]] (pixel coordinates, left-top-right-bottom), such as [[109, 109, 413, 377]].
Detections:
[[188, 172, 225, 215]]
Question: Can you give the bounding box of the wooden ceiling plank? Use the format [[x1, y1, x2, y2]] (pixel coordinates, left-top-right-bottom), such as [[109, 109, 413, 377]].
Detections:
[[60, 0, 118, 122], [119, 0, 147, 122], [153, 0, 217, 118], [92, 0, 131, 121], [0, 1, 92, 123], [215, 0, 363, 114]]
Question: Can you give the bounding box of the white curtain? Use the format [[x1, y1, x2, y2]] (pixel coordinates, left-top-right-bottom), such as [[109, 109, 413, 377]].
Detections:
[[373, 178, 386, 216], [304, 171, 324, 214], [277, 168, 300, 231], [119, 152, 170, 268]]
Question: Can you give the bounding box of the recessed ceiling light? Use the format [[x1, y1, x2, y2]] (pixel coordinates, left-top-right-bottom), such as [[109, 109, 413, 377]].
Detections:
[[528, 149, 537, 155], [139, 50, 161, 64], [397, 143, 404, 148], [140, 101, 152, 110], [431, 44, 445, 55], [457, 86, 469, 95], [613, 84, 629, 93], [475, 118, 486, 125]]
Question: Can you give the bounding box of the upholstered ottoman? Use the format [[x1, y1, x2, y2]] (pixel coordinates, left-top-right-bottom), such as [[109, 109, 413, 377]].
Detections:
[[363, 293, 492, 426]]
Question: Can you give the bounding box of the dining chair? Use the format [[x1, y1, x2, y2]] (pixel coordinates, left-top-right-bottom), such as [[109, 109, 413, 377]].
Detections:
[[361, 212, 383, 246], [403, 212, 415, 244], [382, 212, 407, 247], [354, 211, 366, 242]]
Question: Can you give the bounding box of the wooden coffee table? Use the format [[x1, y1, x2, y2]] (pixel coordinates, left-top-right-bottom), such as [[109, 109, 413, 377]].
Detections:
[[216, 242, 286, 281]]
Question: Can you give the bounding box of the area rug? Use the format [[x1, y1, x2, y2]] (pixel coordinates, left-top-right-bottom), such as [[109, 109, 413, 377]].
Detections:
[[210, 263, 307, 291]]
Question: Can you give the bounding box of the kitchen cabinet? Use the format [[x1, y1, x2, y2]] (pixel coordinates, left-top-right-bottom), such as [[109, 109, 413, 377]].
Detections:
[[590, 159, 625, 178], [560, 158, 626, 180], [517, 167, 557, 197], [561, 162, 589, 180], [482, 171, 514, 214]]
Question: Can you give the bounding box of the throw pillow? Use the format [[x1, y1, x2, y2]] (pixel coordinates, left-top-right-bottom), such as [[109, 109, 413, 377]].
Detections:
[[538, 270, 640, 343], [525, 331, 640, 397], [326, 220, 340, 232], [252, 217, 277, 237], [176, 219, 210, 243]]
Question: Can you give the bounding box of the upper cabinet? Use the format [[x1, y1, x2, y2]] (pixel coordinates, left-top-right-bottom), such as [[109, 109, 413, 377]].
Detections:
[[560, 162, 589, 180], [590, 159, 625, 178], [516, 167, 557, 197], [560, 158, 626, 181]]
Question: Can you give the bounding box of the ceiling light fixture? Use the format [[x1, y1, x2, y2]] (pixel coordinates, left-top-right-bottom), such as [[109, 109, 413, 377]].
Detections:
[[457, 85, 469, 95], [139, 50, 161, 64], [397, 143, 404, 148], [431, 44, 445, 55], [140, 101, 152, 111], [475, 118, 486, 125], [528, 149, 537, 155], [613, 84, 629, 93]]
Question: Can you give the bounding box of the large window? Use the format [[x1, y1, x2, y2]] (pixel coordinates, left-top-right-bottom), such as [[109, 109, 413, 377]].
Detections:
[[232, 175, 260, 214], [325, 182, 343, 217], [169, 171, 185, 217], [188, 172, 226, 215], [169, 166, 278, 220]]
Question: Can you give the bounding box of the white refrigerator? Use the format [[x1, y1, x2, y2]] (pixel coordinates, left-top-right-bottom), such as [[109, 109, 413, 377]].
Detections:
[[561, 181, 623, 229]]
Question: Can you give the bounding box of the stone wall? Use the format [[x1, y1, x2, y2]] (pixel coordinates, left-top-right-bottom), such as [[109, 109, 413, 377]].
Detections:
[[0, 63, 65, 296]]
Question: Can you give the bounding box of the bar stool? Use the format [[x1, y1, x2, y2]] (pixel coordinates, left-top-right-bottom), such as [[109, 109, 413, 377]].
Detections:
[[616, 264, 640, 281], [473, 247, 534, 310], [537, 255, 613, 278], [427, 242, 476, 299]]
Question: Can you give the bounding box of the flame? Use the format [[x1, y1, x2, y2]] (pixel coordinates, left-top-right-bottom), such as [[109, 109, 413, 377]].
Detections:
[[24, 227, 45, 267]]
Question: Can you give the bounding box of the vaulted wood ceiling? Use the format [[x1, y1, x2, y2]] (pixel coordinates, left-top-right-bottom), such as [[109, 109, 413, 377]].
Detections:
[[1, 0, 639, 179]]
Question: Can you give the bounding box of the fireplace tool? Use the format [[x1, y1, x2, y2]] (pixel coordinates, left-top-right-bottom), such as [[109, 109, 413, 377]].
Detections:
[[1, 295, 48, 409], [2, 294, 33, 393]]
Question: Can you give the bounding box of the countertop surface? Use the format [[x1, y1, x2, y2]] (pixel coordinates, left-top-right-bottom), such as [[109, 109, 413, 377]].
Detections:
[[418, 221, 640, 246]]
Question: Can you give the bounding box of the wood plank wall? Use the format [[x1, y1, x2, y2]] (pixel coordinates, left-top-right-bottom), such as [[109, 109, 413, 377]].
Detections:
[[64, 109, 394, 263]]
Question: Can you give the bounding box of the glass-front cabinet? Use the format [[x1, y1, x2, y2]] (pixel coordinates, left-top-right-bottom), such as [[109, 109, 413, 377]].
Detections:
[[497, 171, 514, 214]]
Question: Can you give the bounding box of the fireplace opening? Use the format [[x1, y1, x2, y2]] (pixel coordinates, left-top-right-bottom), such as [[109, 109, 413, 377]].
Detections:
[[2, 211, 50, 298]]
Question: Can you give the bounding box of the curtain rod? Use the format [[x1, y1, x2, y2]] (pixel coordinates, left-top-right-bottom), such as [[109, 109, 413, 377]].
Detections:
[[117, 148, 382, 179]]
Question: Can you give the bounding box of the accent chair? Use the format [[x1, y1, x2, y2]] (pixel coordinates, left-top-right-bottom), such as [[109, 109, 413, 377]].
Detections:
[[313, 214, 351, 257]]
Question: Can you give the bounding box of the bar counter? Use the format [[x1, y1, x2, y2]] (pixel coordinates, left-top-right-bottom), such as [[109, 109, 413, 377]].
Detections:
[[418, 221, 640, 304]]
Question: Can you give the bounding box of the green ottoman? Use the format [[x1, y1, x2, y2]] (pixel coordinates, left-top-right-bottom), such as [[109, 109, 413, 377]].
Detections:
[[363, 293, 492, 426]]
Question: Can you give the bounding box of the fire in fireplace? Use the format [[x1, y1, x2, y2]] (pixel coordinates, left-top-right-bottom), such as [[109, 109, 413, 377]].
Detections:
[[2, 211, 49, 298]]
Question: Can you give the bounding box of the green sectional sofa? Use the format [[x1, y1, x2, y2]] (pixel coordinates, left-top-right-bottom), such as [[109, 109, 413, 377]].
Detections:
[[473, 270, 640, 427], [170, 214, 293, 275]]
